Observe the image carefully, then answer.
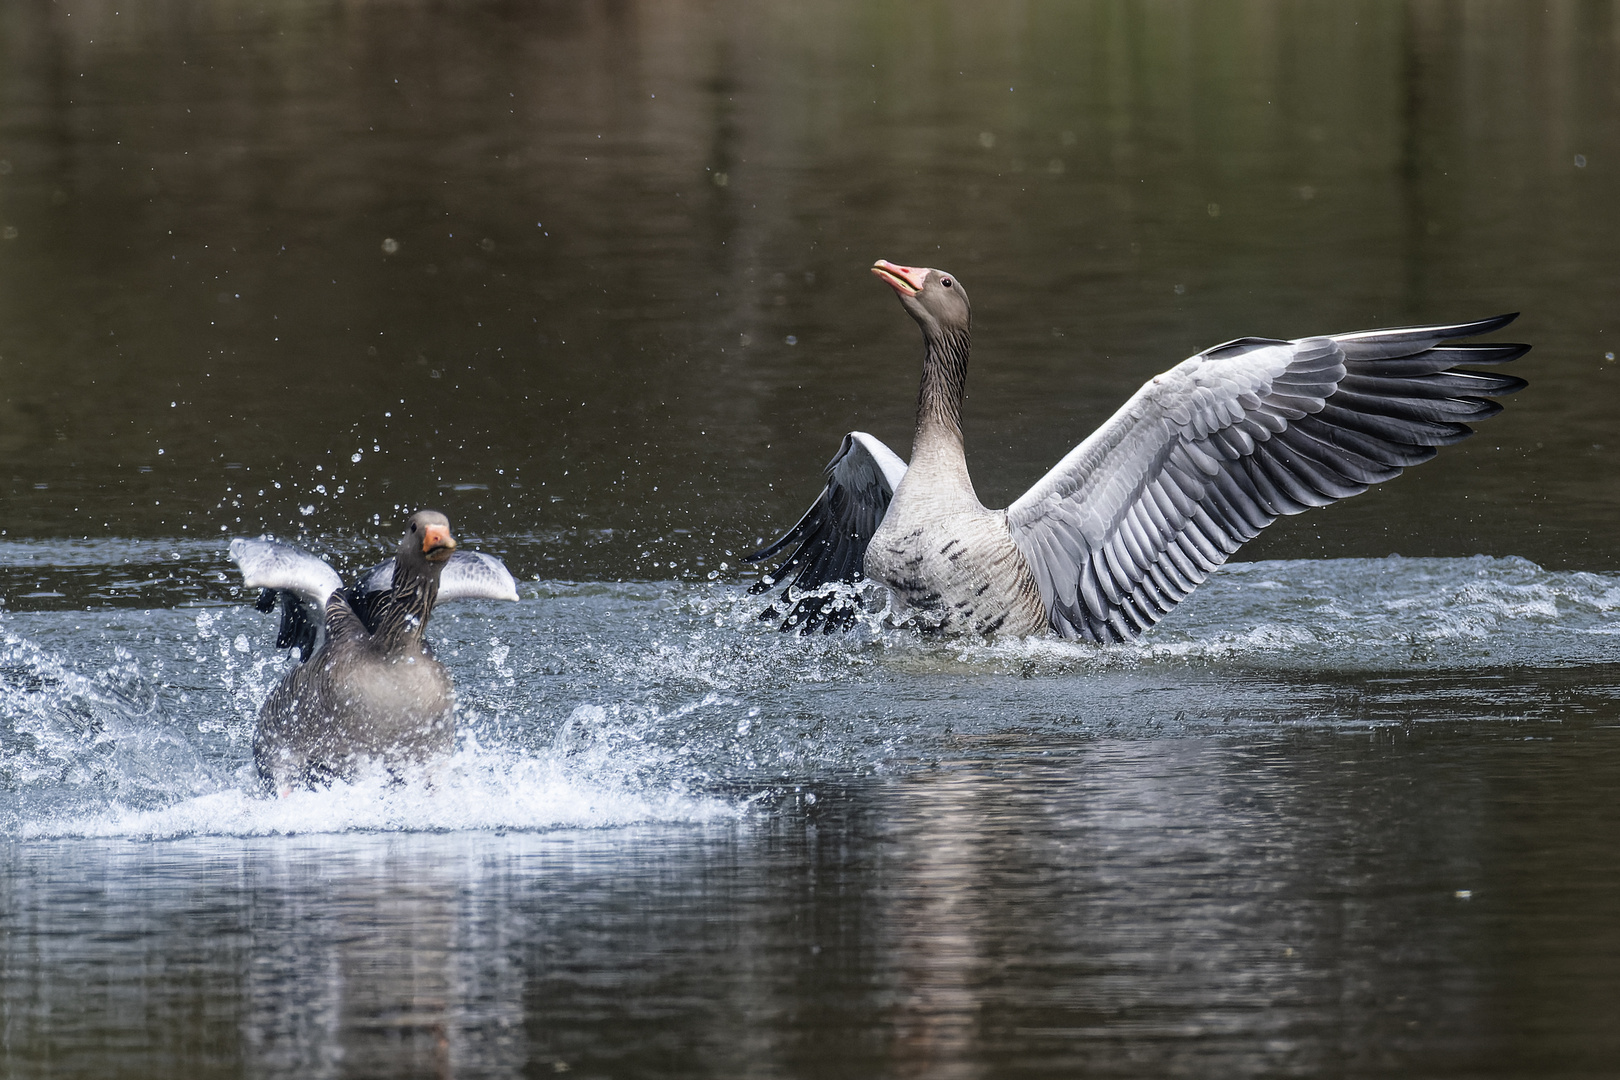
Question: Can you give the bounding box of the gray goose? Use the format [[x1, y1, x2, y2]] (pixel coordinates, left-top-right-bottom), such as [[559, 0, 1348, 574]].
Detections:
[[746, 260, 1529, 640], [229, 510, 518, 791]]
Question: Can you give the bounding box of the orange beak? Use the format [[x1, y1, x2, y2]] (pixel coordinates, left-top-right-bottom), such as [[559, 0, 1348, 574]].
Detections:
[[871, 259, 928, 296], [421, 523, 457, 561]]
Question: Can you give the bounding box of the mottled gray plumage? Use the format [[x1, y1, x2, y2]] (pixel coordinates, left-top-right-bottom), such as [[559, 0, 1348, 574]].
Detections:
[[231, 511, 518, 790], [748, 260, 1528, 640]]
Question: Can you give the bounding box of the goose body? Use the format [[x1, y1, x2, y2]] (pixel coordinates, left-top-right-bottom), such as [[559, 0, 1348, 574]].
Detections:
[[864, 467, 1047, 638], [230, 511, 519, 789], [252, 601, 455, 784], [748, 261, 1529, 640]]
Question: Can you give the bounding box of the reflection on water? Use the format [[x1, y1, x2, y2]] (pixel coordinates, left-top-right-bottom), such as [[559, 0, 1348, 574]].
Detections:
[[4, 0, 1620, 1075], [4, 738, 1618, 1078]]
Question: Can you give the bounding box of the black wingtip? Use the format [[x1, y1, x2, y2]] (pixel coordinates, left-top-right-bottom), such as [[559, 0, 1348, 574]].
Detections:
[[1456, 312, 1519, 338], [1482, 373, 1530, 396], [739, 542, 775, 564], [1442, 341, 1532, 365], [1336, 312, 1524, 349]]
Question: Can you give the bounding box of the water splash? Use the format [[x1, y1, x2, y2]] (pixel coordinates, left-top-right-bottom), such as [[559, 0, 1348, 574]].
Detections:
[[7, 552, 1620, 839], [26, 736, 748, 841]]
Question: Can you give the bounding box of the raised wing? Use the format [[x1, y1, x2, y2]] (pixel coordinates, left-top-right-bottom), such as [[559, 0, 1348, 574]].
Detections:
[[229, 538, 343, 656], [348, 549, 519, 634], [230, 538, 343, 604], [441, 550, 521, 603], [743, 431, 908, 632], [1006, 315, 1529, 642], [353, 550, 520, 604]]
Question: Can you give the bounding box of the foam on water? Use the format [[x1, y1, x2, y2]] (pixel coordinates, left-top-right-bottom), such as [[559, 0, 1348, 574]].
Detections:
[[6, 550, 1620, 840], [24, 735, 748, 841], [945, 556, 1620, 672]]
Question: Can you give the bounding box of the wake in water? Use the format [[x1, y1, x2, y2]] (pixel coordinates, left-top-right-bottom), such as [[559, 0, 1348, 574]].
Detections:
[[6, 551, 1620, 839]]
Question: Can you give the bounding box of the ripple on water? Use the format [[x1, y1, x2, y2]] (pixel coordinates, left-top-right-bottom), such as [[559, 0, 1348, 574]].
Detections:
[[4, 552, 1620, 839]]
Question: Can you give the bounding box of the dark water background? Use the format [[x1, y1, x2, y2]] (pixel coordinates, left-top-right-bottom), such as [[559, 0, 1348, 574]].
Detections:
[[3, 1, 1620, 1077]]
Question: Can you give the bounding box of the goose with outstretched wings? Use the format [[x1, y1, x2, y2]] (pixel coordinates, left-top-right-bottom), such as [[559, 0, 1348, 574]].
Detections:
[[747, 260, 1528, 640], [230, 511, 518, 790]]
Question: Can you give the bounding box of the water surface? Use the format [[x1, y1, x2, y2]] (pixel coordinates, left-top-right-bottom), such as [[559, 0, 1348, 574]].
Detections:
[[3, 2, 1620, 1076]]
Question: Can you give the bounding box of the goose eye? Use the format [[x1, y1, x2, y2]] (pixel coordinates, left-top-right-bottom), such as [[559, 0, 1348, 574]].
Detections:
[[941, 278, 953, 288]]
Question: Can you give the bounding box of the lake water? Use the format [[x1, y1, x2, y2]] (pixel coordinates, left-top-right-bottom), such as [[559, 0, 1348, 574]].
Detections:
[[3, 2, 1620, 1076]]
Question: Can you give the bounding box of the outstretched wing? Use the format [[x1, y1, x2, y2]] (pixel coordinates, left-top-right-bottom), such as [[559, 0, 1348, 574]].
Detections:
[[348, 550, 520, 632], [439, 550, 521, 603], [1006, 315, 1529, 642], [743, 431, 908, 632], [230, 538, 343, 603], [229, 538, 343, 657]]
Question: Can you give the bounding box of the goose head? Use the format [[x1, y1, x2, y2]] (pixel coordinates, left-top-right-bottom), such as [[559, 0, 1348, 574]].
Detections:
[[401, 510, 457, 567], [871, 259, 971, 341]]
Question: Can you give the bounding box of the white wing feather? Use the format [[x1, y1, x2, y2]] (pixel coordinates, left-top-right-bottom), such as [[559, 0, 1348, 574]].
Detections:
[[228, 538, 342, 611], [439, 550, 520, 602]]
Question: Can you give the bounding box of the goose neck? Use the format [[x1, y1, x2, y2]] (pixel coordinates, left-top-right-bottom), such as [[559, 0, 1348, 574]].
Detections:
[[371, 567, 440, 650], [909, 325, 976, 489]]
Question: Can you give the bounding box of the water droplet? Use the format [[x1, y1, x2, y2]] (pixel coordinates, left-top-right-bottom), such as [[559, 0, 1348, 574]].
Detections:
[[381, 237, 399, 254], [1574, 154, 1587, 168], [351, 451, 363, 463], [785, 335, 798, 346]]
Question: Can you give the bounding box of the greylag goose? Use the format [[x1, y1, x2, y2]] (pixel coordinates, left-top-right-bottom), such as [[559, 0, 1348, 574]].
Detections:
[[229, 510, 519, 790], [746, 260, 1528, 640]]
